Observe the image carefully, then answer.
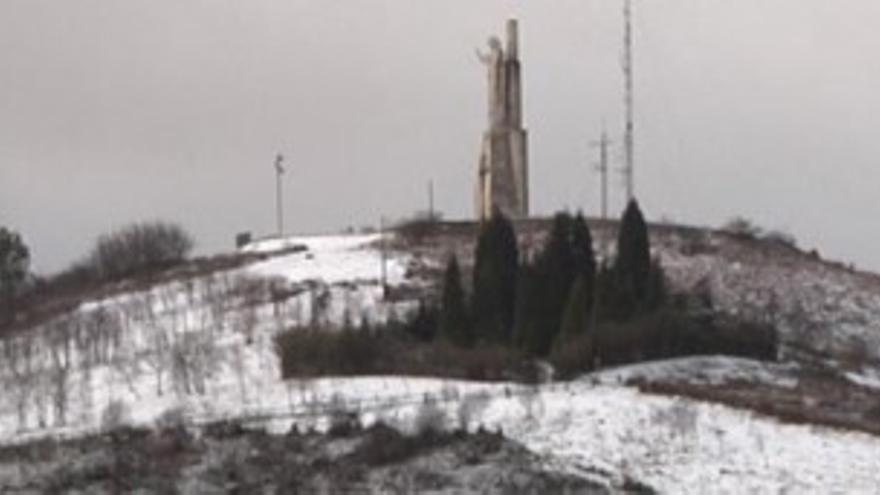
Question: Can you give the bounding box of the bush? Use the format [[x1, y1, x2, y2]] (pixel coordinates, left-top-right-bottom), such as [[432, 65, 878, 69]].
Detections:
[[414, 395, 447, 436], [549, 332, 596, 379], [395, 214, 442, 243], [275, 326, 387, 378], [154, 406, 187, 432], [90, 221, 194, 281], [326, 393, 361, 437], [101, 400, 130, 431], [762, 230, 797, 249], [439, 256, 472, 347], [0, 227, 30, 323], [722, 216, 761, 239], [593, 307, 777, 368]]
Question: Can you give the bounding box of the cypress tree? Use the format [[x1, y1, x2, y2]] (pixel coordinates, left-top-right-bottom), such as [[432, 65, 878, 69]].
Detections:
[[614, 199, 651, 316], [439, 255, 472, 347], [0, 228, 29, 324], [472, 209, 519, 344], [557, 274, 591, 345], [516, 212, 576, 356], [571, 213, 597, 313]]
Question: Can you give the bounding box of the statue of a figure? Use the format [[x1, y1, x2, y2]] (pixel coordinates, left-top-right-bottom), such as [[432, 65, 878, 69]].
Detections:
[[477, 36, 505, 128]]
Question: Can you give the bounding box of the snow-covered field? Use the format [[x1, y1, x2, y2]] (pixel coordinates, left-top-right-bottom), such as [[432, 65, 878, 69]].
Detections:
[[2, 230, 880, 492]]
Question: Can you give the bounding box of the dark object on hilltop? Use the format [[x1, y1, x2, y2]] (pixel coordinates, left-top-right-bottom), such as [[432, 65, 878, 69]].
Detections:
[[90, 221, 194, 281], [440, 255, 473, 347], [472, 209, 519, 344], [0, 227, 30, 325], [515, 212, 598, 357], [235, 232, 252, 249]]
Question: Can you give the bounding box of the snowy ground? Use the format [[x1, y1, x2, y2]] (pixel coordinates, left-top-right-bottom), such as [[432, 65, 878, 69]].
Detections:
[[2, 230, 880, 492]]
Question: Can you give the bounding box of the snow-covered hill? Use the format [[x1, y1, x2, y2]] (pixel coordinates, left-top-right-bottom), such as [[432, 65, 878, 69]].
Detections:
[[1, 225, 879, 492]]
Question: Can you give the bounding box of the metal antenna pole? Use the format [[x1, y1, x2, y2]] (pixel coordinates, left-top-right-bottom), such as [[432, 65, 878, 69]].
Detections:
[[274, 153, 285, 237], [623, 0, 635, 202], [591, 129, 612, 220]]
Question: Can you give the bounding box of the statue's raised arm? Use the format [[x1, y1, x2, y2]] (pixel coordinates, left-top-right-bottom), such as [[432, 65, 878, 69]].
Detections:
[[477, 36, 503, 66], [476, 47, 491, 65]]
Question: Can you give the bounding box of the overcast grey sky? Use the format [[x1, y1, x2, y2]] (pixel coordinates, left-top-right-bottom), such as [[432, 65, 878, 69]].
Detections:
[[1, 1, 879, 273]]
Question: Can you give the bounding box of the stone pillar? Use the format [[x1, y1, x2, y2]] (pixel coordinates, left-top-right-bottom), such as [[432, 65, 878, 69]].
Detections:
[[476, 19, 529, 221]]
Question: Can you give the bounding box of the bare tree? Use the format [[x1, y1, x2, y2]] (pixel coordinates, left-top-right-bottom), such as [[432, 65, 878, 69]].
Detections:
[[3, 335, 36, 430], [47, 317, 74, 426], [136, 291, 171, 397]]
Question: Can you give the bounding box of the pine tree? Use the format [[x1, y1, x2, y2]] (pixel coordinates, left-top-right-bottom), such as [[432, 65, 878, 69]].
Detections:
[[614, 199, 651, 316], [472, 209, 519, 344], [558, 274, 591, 344], [571, 213, 597, 313], [0, 228, 29, 324], [439, 255, 472, 347], [516, 212, 577, 356]]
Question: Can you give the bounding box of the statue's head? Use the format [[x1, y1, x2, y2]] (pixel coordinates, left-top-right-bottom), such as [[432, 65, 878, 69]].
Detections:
[[487, 36, 502, 51]]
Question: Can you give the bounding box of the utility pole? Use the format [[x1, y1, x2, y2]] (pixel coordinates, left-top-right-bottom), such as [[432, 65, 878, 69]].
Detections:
[[591, 128, 612, 220], [274, 153, 285, 237], [622, 0, 635, 202]]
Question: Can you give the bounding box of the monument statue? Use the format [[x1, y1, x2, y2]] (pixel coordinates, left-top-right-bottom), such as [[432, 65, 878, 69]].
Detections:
[[475, 20, 529, 221]]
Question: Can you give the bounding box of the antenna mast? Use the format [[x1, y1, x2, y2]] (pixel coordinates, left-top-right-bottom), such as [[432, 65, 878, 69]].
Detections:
[[592, 128, 612, 220], [622, 0, 635, 202]]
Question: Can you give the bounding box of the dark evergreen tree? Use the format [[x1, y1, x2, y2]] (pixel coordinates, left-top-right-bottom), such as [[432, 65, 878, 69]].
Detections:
[[571, 213, 597, 313], [613, 199, 651, 317], [512, 262, 536, 349], [516, 212, 577, 356], [439, 255, 472, 347], [405, 300, 438, 342], [471, 209, 519, 344], [0, 228, 29, 324], [557, 274, 591, 344]]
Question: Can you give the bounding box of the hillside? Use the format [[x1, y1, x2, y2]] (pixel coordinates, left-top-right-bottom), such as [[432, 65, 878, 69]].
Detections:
[[0, 220, 879, 492]]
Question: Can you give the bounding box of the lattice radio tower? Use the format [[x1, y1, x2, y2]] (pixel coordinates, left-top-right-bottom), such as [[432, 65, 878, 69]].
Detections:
[[622, 0, 635, 202]]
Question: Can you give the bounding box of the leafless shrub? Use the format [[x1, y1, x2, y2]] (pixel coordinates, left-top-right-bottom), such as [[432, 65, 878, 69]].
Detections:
[[3, 334, 36, 430], [47, 316, 74, 426], [762, 229, 798, 249], [836, 337, 869, 371], [549, 332, 596, 379], [518, 385, 543, 423], [326, 392, 360, 437], [457, 391, 491, 431], [275, 326, 386, 379], [154, 406, 187, 432], [414, 394, 447, 436], [651, 399, 698, 443], [310, 286, 332, 328], [101, 400, 130, 431], [89, 221, 194, 281], [170, 329, 218, 396], [722, 216, 762, 239], [395, 214, 442, 244]]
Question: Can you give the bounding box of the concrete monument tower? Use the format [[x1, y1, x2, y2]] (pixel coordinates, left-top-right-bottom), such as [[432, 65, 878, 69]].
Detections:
[[475, 19, 529, 221]]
